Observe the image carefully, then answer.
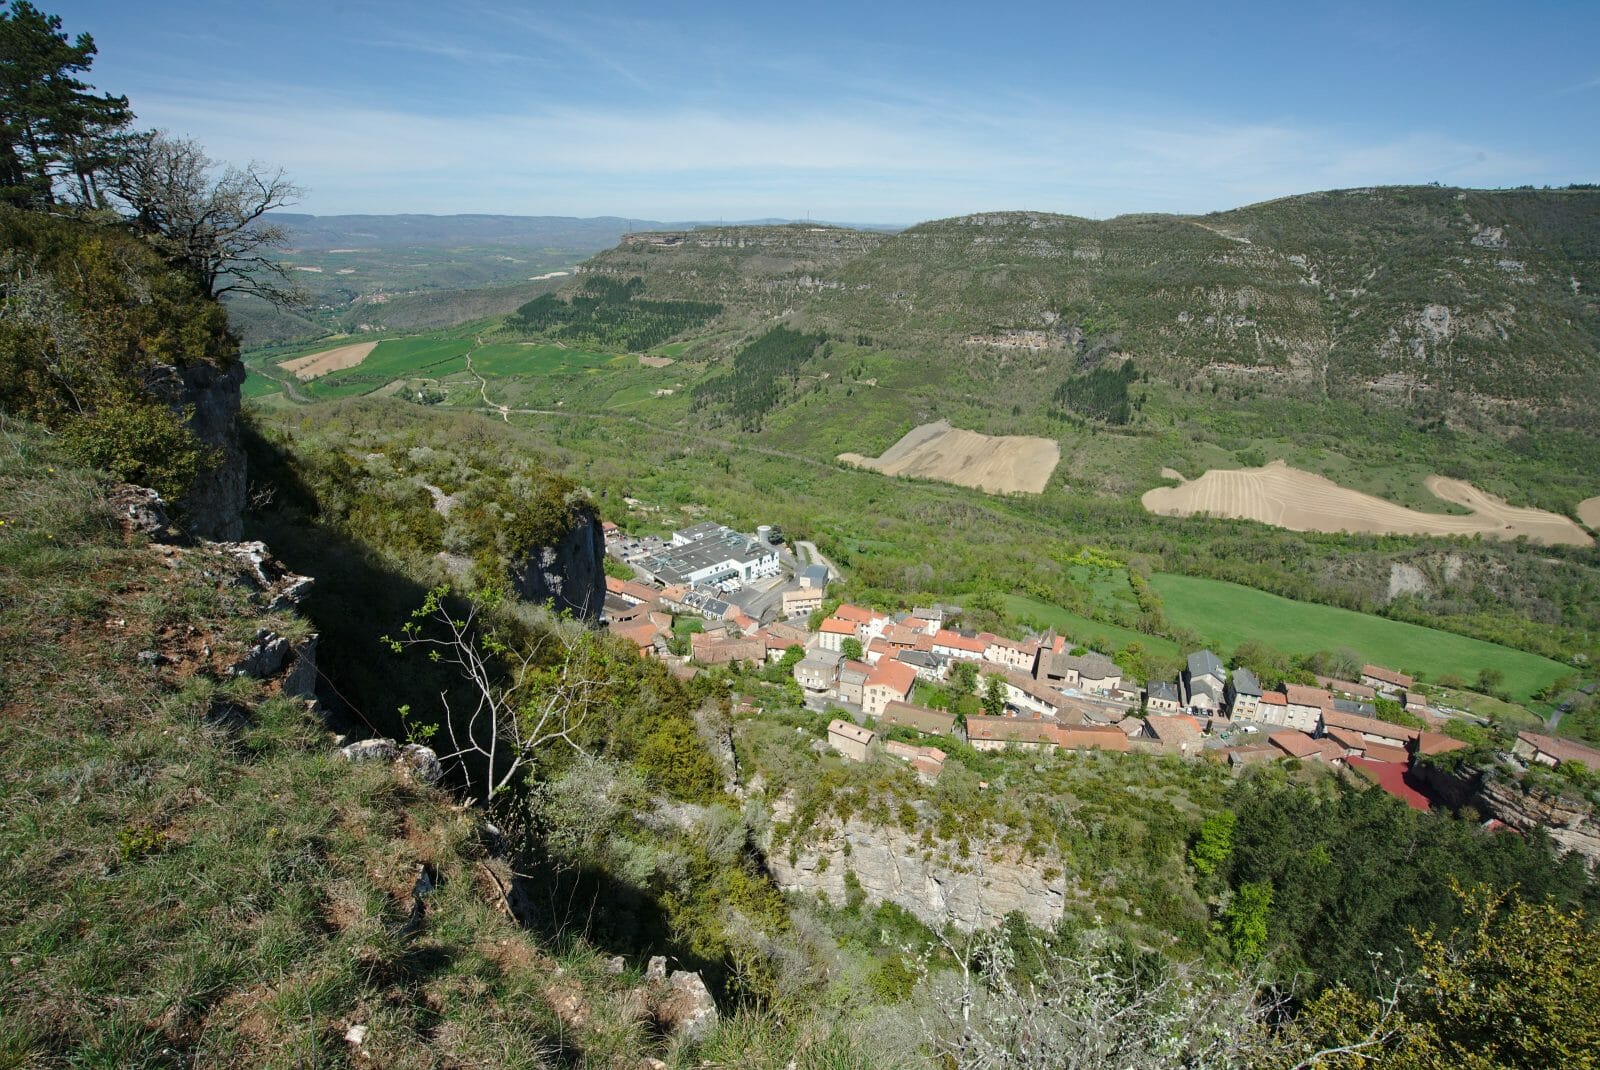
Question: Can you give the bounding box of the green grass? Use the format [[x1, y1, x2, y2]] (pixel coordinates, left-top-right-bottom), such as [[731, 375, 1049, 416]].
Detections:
[[1002, 594, 1180, 659], [467, 341, 612, 377], [241, 369, 284, 398], [1429, 685, 1545, 731], [1150, 573, 1571, 703], [304, 336, 474, 398]]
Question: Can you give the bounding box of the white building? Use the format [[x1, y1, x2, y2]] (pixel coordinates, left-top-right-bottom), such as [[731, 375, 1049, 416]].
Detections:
[[641, 525, 780, 587]]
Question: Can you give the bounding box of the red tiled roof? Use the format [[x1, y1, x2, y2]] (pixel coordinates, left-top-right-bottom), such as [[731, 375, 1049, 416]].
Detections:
[[1320, 708, 1421, 743], [834, 604, 878, 624], [1324, 727, 1368, 754], [1053, 724, 1131, 752], [966, 716, 1055, 745], [1260, 690, 1288, 706], [879, 701, 956, 736], [1317, 675, 1377, 701], [1347, 757, 1431, 810], [1414, 731, 1469, 757], [820, 617, 857, 635], [1362, 664, 1414, 688], [866, 660, 917, 696], [1362, 742, 1411, 764], [933, 629, 986, 653], [1283, 684, 1333, 709], [1268, 731, 1324, 758]]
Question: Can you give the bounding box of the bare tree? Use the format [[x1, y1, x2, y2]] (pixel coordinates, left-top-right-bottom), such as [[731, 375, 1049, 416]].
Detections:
[[110, 130, 306, 306], [386, 586, 591, 807]]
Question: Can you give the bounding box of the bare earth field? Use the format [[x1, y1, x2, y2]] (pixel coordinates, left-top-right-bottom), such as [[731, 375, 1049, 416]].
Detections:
[[279, 341, 379, 381], [1580, 496, 1600, 531], [839, 420, 1060, 495], [1142, 461, 1594, 547]]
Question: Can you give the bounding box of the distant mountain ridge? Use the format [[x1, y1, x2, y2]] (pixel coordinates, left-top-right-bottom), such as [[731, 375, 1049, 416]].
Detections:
[[576, 186, 1600, 419], [268, 213, 901, 251]]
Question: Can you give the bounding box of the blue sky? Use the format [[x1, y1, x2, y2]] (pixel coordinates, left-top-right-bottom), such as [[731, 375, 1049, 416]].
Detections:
[[49, 0, 1600, 222]]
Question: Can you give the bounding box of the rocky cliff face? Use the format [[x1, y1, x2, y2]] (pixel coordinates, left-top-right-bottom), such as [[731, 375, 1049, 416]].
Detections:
[[144, 359, 248, 540], [1476, 776, 1600, 871], [509, 505, 606, 621], [762, 796, 1064, 932], [1412, 761, 1600, 871]]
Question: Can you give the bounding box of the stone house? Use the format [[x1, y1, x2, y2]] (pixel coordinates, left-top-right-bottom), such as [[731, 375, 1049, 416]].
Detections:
[[863, 660, 918, 718], [837, 659, 872, 705], [827, 719, 875, 762], [1512, 731, 1600, 769], [1317, 707, 1420, 749], [1146, 680, 1183, 712], [1226, 667, 1262, 720], [794, 651, 841, 694], [1281, 684, 1332, 733], [1360, 664, 1414, 696], [1182, 650, 1228, 713], [1255, 690, 1290, 725], [1143, 714, 1204, 756], [965, 716, 1057, 752], [817, 616, 858, 652], [781, 586, 823, 619], [981, 633, 1041, 673], [932, 629, 986, 661]]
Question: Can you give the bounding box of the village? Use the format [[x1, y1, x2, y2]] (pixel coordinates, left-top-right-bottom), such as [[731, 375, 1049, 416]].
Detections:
[[601, 518, 1600, 813]]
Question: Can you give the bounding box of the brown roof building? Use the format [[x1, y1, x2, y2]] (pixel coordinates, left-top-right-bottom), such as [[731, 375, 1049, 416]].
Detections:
[[1361, 664, 1414, 693], [828, 719, 875, 762], [1514, 731, 1600, 769], [878, 701, 958, 738]]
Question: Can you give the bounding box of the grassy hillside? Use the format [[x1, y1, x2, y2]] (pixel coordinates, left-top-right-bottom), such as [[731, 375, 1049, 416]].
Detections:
[[573, 186, 1599, 417], [1150, 573, 1571, 703], [0, 427, 586, 1065]]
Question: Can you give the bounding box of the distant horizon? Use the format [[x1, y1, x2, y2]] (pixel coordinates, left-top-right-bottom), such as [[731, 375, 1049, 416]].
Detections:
[[269, 180, 1598, 232], [51, 0, 1600, 219]]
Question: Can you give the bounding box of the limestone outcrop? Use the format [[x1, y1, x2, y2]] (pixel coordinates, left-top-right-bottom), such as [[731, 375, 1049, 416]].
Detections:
[[1412, 761, 1600, 871], [762, 797, 1065, 932], [509, 504, 606, 620], [144, 360, 247, 540]]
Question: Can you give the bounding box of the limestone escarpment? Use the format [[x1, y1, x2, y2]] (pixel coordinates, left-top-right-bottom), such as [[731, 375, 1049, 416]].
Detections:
[[144, 359, 248, 540], [509, 503, 606, 621], [1412, 760, 1600, 871], [762, 796, 1065, 932]]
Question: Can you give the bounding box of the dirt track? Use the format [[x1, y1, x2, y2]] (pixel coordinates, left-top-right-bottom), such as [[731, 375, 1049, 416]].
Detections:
[[279, 341, 378, 381], [1580, 496, 1600, 531], [839, 420, 1060, 495], [1142, 461, 1593, 547]]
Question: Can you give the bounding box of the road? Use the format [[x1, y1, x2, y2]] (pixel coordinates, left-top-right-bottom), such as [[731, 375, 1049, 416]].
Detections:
[[796, 540, 843, 582]]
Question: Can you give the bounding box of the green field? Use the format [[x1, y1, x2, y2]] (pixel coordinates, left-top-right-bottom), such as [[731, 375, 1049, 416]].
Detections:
[[466, 342, 612, 377], [1002, 594, 1180, 659], [303, 336, 473, 398], [241, 368, 285, 398], [1150, 573, 1570, 703]]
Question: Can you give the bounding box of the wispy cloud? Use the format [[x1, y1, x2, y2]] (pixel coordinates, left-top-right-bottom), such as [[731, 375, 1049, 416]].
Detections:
[[371, 33, 531, 67], [1555, 74, 1600, 96], [132, 77, 1545, 221]]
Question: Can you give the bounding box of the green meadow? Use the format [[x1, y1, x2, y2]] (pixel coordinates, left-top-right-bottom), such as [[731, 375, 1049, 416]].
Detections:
[[465, 342, 612, 377], [1002, 594, 1181, 660], [302, 336, 473, 398], [1150, 573, 1570, 703]]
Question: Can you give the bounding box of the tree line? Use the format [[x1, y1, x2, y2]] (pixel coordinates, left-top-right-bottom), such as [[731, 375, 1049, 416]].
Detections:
[[691, 325, 828, 430], [504, 274, 722, 352]]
